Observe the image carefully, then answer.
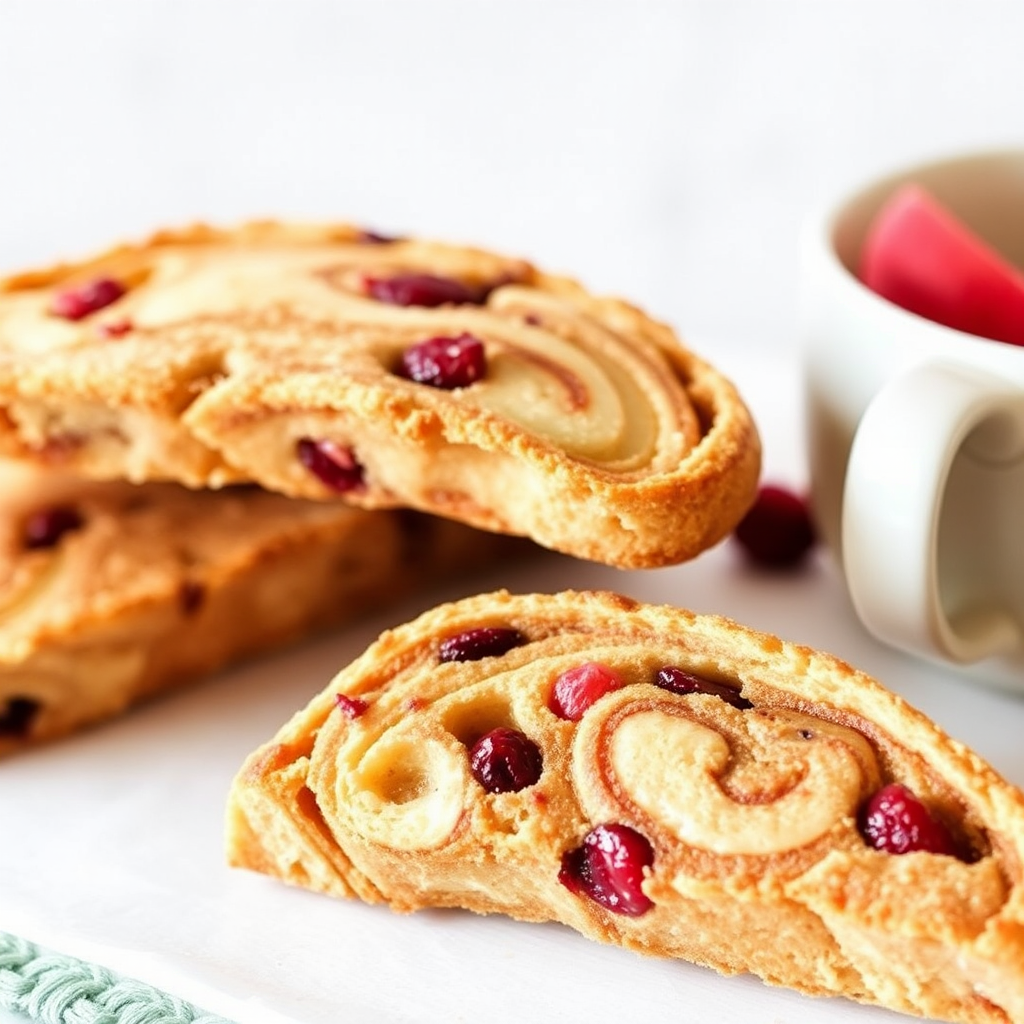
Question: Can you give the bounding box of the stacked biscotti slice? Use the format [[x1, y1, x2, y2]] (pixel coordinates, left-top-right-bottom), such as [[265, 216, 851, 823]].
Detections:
[[229, 589, 1024, 1024], [0, 222, 762, 755]]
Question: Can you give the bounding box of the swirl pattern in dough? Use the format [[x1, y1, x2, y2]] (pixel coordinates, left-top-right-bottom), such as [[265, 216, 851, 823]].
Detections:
[[0, 224, 760, 567], [227, 590, 1024, 1024]]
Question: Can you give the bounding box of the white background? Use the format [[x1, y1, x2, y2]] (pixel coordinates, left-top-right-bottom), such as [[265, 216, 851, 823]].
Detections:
[[2, 1, 1024, 365], [2, 4, 1024, 1024]]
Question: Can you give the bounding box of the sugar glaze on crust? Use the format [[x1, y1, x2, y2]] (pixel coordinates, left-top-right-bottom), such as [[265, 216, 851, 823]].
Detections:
[[0, 223, 760, 568], [227, 590, 1024, 1024]]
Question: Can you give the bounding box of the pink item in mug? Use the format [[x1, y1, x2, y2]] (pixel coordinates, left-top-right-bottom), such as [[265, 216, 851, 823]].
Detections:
[[860, 184, 1024, 347]]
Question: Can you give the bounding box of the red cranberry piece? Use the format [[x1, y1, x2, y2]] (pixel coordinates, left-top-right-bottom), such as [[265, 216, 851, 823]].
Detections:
[[468, 726, 543, 793], [50, 277, 126, 321], [397, 333, 486, 389], [438, 627, 525, 663], [654, 666, 752, 710], [365, 273, 485, 307], [549, 662, 626, 721], [733, 484, 817, 568], [559, 823, 654, 916], [0, 697, 41, 737], [179, 580, 205, 615], [859, 783, 957, 856], [356, 229, 400, 244], [296, 438, 365, 493], [23, 505, 83, 549], [334, 694, 369, 719], [97, 318, 133, 338]]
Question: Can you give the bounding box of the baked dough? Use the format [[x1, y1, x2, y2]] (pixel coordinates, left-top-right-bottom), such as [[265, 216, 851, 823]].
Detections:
[[227, 589, 1024, 1024], [0, 223, 760, 568], [0, 462, 524, 757]]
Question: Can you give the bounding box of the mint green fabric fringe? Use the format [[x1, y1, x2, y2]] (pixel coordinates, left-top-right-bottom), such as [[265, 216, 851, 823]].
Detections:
[[0, 932, 235, 1024]]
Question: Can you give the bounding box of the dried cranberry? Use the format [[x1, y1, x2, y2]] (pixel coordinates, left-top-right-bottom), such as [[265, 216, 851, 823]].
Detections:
[[733, 484, 817, 568], [438, 627, 525, 663], [469, 727, 543, 793], [334, 694, 369, 719], [97, 318, 133, 338], [296, 438, 365, 493], [179, 580, 205, 615], [23, 505, 83, 549], [356, 229, 400, 244], [397, 333, 486, 389], [654, 666, 752, 710], [549, 662, 626, 721], [365, 273, 485, 307], [859, 783, 957, 856], [50, 277, 126, 321], [559, 823, 654, 916], [0, 697, 40, 737]]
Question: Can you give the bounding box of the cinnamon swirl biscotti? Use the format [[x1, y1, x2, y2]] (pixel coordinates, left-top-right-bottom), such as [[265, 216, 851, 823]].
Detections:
[[0, 223, 760, 567], [227, 590, 1024, 1024], [0, 463, 522, 757]]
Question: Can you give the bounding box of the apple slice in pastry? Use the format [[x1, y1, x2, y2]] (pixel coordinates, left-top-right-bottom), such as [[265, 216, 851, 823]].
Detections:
[[227, 589, 1024, 1024], [0, 223, 760, 568]]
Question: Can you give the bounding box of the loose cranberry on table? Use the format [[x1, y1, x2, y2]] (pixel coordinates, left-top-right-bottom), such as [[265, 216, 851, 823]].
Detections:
[[50, 277, 126, 321], [549, 662, 626, 721], [438, 626, 526, 663], [468, 726, 543, 793], [296, 438, 365, 493], [559, 823, 655, 916], [860, 184, 1024, 347], [397, 333, 487, 389], [733, 484, 817, 568], [858, 782, 957, 856]]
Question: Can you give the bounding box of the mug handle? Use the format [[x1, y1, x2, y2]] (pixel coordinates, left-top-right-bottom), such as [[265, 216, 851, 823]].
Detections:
[[842, 362, 1024, 664]]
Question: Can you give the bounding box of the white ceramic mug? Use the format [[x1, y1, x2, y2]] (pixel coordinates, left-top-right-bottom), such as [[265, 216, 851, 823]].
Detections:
[[801, 149, 1024, 690]]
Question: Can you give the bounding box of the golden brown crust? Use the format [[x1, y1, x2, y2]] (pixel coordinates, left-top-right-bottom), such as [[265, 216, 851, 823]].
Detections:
[[0, 463, 526, 758], [227, 589, 1024, 1024], [0, 223, 760, 568]]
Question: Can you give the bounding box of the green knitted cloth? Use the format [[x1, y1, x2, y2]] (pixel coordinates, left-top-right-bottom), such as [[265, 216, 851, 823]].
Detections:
[[0, 932, 235, 1024]]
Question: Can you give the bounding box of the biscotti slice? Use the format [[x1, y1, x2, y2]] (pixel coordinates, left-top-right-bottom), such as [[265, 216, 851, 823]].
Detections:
[[0, 463, 524, 758], [227, 589, 1024, 1024], [0, 223, 760, 568]]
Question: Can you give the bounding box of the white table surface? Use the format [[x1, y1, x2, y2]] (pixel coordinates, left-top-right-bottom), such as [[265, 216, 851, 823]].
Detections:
[[3, 4, 1024, 1023]]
